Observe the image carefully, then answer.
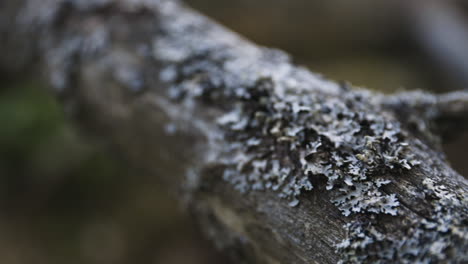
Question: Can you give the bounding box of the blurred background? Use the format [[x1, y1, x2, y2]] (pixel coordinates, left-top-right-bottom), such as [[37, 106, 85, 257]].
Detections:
[[0, 0, 467, 263]]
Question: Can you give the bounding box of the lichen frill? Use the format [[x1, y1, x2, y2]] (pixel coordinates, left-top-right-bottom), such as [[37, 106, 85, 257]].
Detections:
[[337, 178, 468, 263], [154, 4, 419, 217], [30, 0, 465, 262]]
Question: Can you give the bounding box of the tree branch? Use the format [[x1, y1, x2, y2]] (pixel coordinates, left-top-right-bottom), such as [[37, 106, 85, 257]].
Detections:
[[1, 0, 467, 263], [382, 90, 468, 142]]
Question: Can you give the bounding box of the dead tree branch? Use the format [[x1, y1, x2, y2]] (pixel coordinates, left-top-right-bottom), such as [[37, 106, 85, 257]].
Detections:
[[382, 90, 468, 142], [1, 0, 467, 263]]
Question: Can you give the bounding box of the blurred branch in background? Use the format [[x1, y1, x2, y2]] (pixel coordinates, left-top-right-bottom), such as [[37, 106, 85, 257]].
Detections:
[[407, 0, 468, 90]]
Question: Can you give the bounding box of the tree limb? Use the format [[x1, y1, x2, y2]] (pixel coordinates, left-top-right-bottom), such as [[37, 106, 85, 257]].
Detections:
[[382, 90, 468, 142], [1, 0, 467, 263]]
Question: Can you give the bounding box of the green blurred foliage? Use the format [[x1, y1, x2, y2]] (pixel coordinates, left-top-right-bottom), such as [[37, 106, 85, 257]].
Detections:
[[0, 80, 220, 264]]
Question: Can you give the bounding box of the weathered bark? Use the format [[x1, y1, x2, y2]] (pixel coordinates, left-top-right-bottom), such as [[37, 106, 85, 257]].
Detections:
[[1, 0, 467, 263]]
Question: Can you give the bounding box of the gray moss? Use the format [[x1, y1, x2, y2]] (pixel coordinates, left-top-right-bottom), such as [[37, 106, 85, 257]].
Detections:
[[153, 2, 419, 217]]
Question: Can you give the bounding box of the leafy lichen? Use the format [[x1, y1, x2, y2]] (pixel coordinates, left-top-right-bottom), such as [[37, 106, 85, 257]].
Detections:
[[337, 178, 468, 263], [153, 3, 419, 217], [31, 0, 466, 262]]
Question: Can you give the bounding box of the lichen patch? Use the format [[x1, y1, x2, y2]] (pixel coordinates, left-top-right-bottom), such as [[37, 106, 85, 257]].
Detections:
[[154, 3, 419, 217]]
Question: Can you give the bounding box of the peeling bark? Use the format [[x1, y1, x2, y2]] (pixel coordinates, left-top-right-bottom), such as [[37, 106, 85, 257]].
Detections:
[[1, 0, 467, 263]]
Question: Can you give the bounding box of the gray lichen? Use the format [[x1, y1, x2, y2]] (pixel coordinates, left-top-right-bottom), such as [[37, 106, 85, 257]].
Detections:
[[22, 0, 466, 262], [150, 5, 468, 262], [337, 178, 468, 263], [26, 0, 418, 218], [153, 2, 419, 217]]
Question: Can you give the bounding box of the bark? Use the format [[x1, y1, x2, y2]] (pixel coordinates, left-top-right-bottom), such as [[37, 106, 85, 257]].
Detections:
[[1, 0, 468, 263]]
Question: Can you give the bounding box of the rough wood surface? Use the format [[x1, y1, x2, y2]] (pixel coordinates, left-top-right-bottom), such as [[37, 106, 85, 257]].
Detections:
[[1, 0, 468, 263]]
